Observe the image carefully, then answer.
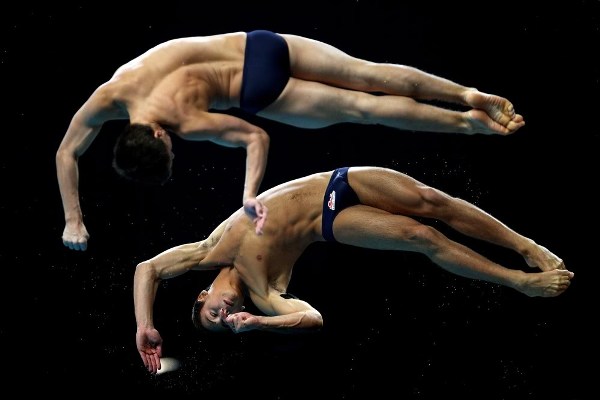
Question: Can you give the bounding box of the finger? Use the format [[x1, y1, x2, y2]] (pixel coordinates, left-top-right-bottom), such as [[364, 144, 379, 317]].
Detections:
[[149, 355, 159, 373], [65, 240, 87, 251], [140, 353, 149, 368], [147, 356, 155, 373], [258, 215, 266, 234]]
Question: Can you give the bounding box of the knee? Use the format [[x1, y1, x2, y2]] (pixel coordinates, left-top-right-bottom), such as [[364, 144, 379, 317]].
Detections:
[[344, 95, 376, 123], [405, 223, 442, 253], [417, 186, 452, 216]]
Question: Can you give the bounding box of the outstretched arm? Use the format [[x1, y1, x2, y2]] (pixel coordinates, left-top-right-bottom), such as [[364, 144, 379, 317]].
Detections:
[[179, 112, 270, 234], [134, 223, 227, 373], [56, 85, 125, 251], [224, 292, 323, 334]]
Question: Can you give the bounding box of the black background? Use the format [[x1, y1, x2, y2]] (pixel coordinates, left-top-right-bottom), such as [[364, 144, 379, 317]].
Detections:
[[1, 1, 598, 399]]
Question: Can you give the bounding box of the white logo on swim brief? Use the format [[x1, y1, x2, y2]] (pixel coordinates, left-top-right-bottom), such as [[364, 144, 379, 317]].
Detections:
[[328, 190, 336, 210]]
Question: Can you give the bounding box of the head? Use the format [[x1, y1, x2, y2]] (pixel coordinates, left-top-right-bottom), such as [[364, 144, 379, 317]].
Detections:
[[112, 123, 175, 185], [192, 283, 246, 334]]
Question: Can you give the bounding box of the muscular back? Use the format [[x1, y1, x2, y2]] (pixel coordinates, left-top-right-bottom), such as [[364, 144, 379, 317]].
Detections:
[[103, 32, 248, 124]]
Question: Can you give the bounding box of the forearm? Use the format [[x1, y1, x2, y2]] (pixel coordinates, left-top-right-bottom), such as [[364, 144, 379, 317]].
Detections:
[[55, 150, 83, 222], [133, 263, 161, 329], [133, 243, 210, 327], [254, 310, 323, 334], [242, 131, 269, 201]]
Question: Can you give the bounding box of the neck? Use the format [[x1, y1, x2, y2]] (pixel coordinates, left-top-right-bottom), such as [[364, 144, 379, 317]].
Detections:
[[217, 266, 241, 287], [213, 266, 246, 299]]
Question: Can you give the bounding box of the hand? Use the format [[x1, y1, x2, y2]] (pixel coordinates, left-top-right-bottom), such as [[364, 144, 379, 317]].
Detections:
[[62, 220, 90, 251], [136, 327, 163, 374], [223, 311, 260, 334], [243, 198, 268, 235]]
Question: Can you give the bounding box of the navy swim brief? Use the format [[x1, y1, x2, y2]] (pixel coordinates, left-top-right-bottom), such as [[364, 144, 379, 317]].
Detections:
[[322, 167, 360, 243], [240, 30, 291, 114]]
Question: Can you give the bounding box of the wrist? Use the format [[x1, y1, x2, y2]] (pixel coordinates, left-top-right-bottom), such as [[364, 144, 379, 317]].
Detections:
[[64, 213, 83, 224], [137, 322, 154, 331], [253, 315, 266, 331]]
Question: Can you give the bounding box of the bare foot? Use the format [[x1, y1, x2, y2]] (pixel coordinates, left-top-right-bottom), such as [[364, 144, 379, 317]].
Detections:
[[525, 244, 566, 272], [467, 109, 525, 135], [465, 90, 525, 135], [517, 269, 574, 297]]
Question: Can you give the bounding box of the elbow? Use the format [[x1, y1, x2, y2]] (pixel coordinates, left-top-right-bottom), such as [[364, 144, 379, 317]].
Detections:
[[308, 310, 324, 331], [134, 261, 159, 281], [134, 262, 148, 277], [254, 129, 270, 148], [55, 147, 68, 164], [56, 147, 77, 165], [135, 261, 153, 273]]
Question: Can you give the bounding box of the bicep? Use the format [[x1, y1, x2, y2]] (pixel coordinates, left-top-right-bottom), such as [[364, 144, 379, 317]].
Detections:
[[180, 112, 264, 148], [59, 87, 123, 155], [147, 241, 206, 279], [60, 115, 101, 156]]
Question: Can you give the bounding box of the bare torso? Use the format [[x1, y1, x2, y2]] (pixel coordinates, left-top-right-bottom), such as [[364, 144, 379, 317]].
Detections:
[[101, 32, 248, 129], [206, 171, 332, 304]]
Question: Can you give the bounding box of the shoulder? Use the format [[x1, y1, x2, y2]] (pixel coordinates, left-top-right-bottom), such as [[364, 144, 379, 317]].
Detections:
[[74, 80, 129, 124], [91, 81, 119, 103], [208, 211, 248, 252]]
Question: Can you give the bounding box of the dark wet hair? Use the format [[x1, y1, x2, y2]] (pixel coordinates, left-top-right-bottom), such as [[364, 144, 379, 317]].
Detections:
[[112, 123, 172, 185], [191, 297, 206, 331]]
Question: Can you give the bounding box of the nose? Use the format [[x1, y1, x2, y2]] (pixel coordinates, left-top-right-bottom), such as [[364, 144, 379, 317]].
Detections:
[[219, 308, 229, 327]]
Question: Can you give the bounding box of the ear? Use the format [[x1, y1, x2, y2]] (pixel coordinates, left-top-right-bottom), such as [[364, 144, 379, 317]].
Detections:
[[153, 129, 166, 139], [197, 290, 209, 302]]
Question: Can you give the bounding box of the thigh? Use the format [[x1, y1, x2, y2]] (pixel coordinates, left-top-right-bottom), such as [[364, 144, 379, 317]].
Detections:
[[281, 34, 369, 87], [259, 77, 371, 128], [348, 167, 435, 216], [331, 204, 426, 251]]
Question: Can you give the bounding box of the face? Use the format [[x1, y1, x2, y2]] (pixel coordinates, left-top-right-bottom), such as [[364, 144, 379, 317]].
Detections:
[[198, 288, 245, 333]]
